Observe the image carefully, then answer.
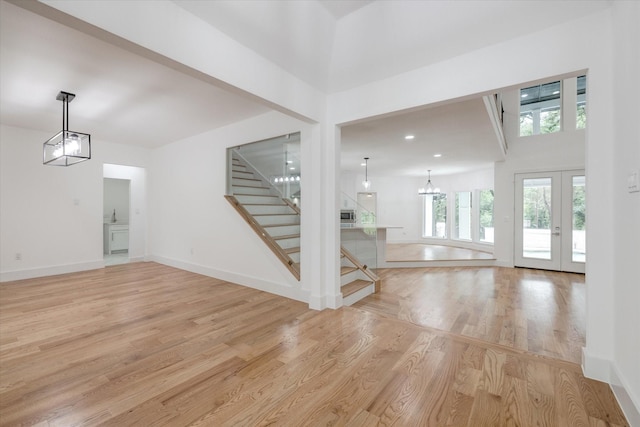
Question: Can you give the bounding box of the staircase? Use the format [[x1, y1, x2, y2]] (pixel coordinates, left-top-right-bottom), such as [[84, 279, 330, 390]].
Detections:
[[225, 152, 379, 304]]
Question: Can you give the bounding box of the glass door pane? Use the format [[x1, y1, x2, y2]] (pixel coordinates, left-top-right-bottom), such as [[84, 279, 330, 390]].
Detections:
[[572, 176, 586, 263], [522, 177, 552, 260]]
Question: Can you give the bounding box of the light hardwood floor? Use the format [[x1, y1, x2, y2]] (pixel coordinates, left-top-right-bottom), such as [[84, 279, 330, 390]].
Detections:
[[354, 267, 585, 363], [0, 263, 627, 426], [386, 244, 495, 262]]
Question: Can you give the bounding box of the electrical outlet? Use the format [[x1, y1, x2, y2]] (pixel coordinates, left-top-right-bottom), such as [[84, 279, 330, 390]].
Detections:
[[15, 252, 21, 261]]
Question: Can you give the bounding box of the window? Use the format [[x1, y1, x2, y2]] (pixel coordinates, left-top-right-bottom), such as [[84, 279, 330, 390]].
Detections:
[[454, 192, 472, 240], [479, 189, 494, 243], [423, 194, 447, 238], [520, 80, 562, 136], [577, 75, 586, 129]]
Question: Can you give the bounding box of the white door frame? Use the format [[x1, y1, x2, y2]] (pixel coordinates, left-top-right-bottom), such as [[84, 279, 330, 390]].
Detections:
[[514, 170, 585, 273]]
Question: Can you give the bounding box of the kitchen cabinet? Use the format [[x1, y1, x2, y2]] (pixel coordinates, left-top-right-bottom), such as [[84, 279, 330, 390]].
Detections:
[[104, 223, 129, 254]]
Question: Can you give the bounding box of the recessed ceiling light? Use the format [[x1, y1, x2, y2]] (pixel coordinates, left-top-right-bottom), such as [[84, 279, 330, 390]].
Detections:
[[405, 135, 415, 140], [361, 162, 366, 166], [553, 90, 560, 95], [521, 93, 528, 98], [433, 153, 442, 158], [286, 160, 293, 164], [289, 167, 295, 170]]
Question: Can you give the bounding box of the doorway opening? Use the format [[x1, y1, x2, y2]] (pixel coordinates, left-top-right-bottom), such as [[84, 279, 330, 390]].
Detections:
[[103, 178, 130, 266], [102, 163, 147, 267]]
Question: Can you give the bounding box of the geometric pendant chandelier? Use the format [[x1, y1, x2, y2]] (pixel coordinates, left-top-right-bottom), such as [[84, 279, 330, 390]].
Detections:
[[43, 91, 91, 166], [418, 169, 441, 195]]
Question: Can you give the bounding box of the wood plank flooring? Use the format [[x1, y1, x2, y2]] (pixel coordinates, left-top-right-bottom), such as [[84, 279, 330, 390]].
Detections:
[[385, 244, 495, 262], [0, 262, 627, 426], [354, 267, 586, 364]]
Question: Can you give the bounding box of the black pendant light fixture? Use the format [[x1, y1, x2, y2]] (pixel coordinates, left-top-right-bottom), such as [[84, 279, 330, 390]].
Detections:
[[43, 91, 91, 166], [362, 157, 371, 189], [418, 170, 441, 195]]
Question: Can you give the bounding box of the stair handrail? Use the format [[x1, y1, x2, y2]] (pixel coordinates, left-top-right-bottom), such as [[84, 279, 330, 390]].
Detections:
[[340, 245, 380, 293], [225, 195, 300, 281]]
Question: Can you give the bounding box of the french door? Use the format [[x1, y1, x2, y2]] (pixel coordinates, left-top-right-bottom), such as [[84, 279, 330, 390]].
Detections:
[[514, 170, 585, 273]]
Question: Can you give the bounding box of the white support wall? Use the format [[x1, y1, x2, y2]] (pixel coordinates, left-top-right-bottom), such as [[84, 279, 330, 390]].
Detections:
[[0, 124, 151, 281], [610, 2, 640, 423], [148, 111, 315, 304]]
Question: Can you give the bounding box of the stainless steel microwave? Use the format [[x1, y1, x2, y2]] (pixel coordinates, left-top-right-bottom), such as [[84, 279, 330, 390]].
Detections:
[[340, 209, 356, 223]]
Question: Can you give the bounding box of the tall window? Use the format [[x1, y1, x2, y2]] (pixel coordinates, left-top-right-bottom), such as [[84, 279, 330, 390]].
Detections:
[[479, 189, 494, 243], [454, 192, 472, 240], [576, 75, 586, 129], [423, 194, 447, 238], [520, 80, 562, 136]]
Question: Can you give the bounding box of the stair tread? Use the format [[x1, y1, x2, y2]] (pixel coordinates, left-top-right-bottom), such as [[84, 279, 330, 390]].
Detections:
[[283, 246, 300, 254], [263, 222, 300, 228], [342, 279, 372, 297], [232, 184, 269, 189], [253, 213, 297, 216], [241, 201, 286, 205], [341, 266, 358, 275], [272, 233, 300, 240], [234, 193, 279, 197]]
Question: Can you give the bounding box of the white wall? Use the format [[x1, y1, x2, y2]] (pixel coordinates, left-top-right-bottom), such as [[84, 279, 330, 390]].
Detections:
[[0, 124, 151, 281], [341, 168, 493, 247], [148, 111, 314, 303], [611, 1, 640, 423]]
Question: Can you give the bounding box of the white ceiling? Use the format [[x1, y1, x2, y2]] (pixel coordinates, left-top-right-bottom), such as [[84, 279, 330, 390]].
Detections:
[[0, 1, 270, 148], [0, 0, 610, 176], [341, 98, 500, 178]]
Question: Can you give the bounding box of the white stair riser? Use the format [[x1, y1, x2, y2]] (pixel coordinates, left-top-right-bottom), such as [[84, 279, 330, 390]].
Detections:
[[254, 215, 300, 226], [275, 237, 300, 250], [232, 186, 274, 196], [232, 178, 265, 188], [340, 269, 364, 286], [232, 165, 248, 172], [264, 224, 300, 237], [244, 205, 295, 215], [343, 283, 375, 306], [234, 195, 283, 205], [288, 252, 300, 263]]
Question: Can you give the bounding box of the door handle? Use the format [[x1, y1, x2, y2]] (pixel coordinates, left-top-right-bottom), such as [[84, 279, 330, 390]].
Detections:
[[553, 226, 560, 236]]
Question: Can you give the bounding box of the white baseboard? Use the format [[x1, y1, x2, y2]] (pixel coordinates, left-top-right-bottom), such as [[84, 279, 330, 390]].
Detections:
[[0, 260, 105, 282], [610, 364, 640, 427], [582, 347, 611, 383], [582, 348, 640, 426], [493, 260, 514, 268], [308, 293, 343, 311], [150, 255, 309, 305]]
